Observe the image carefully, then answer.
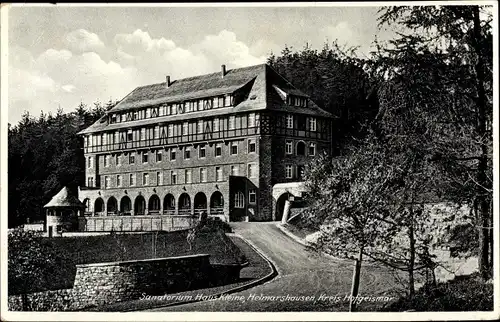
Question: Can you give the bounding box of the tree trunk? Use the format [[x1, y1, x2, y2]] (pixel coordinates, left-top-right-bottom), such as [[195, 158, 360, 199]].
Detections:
[[21, 292, 29, 311], [408, 211, 416, 298], [472, 6, 492, 280], [349, 247, 363, 312]]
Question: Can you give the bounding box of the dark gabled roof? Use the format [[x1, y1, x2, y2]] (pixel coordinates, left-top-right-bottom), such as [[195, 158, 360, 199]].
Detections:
[[78, 64, 333, 135], [113, 64, 266, 112], [44, 186, 85, 208]]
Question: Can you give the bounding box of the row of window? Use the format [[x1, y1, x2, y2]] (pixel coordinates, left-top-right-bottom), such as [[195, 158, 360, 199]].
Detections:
[[88, 114, 258, 147], [285, 164, 305, 179], [235, 190, 257, 207], [286, 140, 316, 156], [109, 94, 234, 124], [89, 164, 258, 189], [85, 114, 320, 147], [88, 139, 257, 169], [288, 96, 308, 108], [285, 114, 316, 130]]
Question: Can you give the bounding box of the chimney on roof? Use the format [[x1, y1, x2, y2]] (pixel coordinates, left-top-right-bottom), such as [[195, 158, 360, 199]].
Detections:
[[221, 64, 226, 78], [166, 75, 171, 88]]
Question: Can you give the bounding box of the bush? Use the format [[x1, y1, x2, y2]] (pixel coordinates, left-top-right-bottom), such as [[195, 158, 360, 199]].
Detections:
[[381, 273, 493, 311], [205, 217, 233, 233], [8, 229, 68, 295], [448, 224, 478, 257]]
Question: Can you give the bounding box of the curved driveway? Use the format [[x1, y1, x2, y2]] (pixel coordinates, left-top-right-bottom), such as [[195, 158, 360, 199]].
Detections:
[[147, 222, 402, 312]]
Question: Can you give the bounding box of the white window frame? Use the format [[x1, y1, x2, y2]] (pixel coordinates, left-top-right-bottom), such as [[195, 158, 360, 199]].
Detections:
[[248, 139, 256, 154], [249, 189, 257, 204], [199, 145, 206, 159], [230, 165, 239, 176], [157, 171, 163, 185], [170, 148, 176, 161], [185, 169, 192, 184], [213, 118, 219, 132], [235, 191, 245, 208], [143, 173, 149, 186], [104, 176, 110, 189], [286, 114, 294, 129], [285, 165, 293, 179], [230, 142, 238, 155], [142, 151, 149, 164], [130, 173, 136, 186], [171, 171, 177, 185], [156, 150, 162, 162], [117, 175, 122, 188], [229, 116, 235, 130], [309, 117, 317, 131], [184, 147, 191, 160], [215, 143, 222, 157], [285, 140, 293, 155], [247, 163, 257, 178], [200, 168, 207, 183], [309, 142, 317, 156], [216, 167, 223, 182], [248, 113, 256, 127]]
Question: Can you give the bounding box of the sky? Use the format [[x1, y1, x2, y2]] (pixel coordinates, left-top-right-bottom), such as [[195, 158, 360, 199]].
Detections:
[[6, 4, 399, 125]]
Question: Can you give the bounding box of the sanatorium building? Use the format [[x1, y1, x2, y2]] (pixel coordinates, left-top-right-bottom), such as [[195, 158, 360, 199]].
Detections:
[[75, 63, 333, 231]]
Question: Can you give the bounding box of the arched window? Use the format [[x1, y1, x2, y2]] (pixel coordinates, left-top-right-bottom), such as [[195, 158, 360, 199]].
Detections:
[[210, 191, 224, 208], [296, 141, 306, 156], [234, 191, 245, 208], [179, 193, 191, 210], [194, 192, 207, 210], [94, 198, 104, 213], [134, 195, 146, 215], [120, 196, 132, 215], [164, 194, 175, 210], [107, 197, 118, 214], [148, 194, 160, 213]]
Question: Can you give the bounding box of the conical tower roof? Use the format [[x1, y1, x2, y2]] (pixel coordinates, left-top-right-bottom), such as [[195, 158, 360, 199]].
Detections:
[[44, 186, 85, 208]]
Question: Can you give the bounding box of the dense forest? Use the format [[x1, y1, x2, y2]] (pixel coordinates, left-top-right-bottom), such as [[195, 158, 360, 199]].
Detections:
[[8, 101, 115, 227]]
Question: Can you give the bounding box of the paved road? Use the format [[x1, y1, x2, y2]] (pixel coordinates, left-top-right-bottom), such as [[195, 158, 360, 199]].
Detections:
[[147, 222, 402, 312]]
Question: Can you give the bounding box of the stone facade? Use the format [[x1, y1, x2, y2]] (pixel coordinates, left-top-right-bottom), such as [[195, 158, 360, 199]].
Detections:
[[8, 254, 245, 311], [72, 254, 212, 307]]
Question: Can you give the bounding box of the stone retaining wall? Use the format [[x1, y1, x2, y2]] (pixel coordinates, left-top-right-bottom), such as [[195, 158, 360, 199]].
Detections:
[[9, 254, 217, 311], [73, 254, 211, 307]]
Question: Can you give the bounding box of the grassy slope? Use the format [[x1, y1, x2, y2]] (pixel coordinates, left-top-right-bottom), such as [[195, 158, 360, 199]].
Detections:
[[22, 230, 245, 294]]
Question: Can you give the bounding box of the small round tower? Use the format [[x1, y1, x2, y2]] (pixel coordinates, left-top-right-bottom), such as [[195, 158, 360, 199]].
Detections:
[[44, 186, 85, 237]]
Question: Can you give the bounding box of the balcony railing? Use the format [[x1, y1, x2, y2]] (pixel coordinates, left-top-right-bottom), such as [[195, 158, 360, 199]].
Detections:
[[84, 127, 261, 154], [210, 207, 224, 216]]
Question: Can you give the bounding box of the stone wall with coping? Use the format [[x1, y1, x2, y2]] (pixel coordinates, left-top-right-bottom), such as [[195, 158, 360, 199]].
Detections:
[[8, 254, 213, 311]]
